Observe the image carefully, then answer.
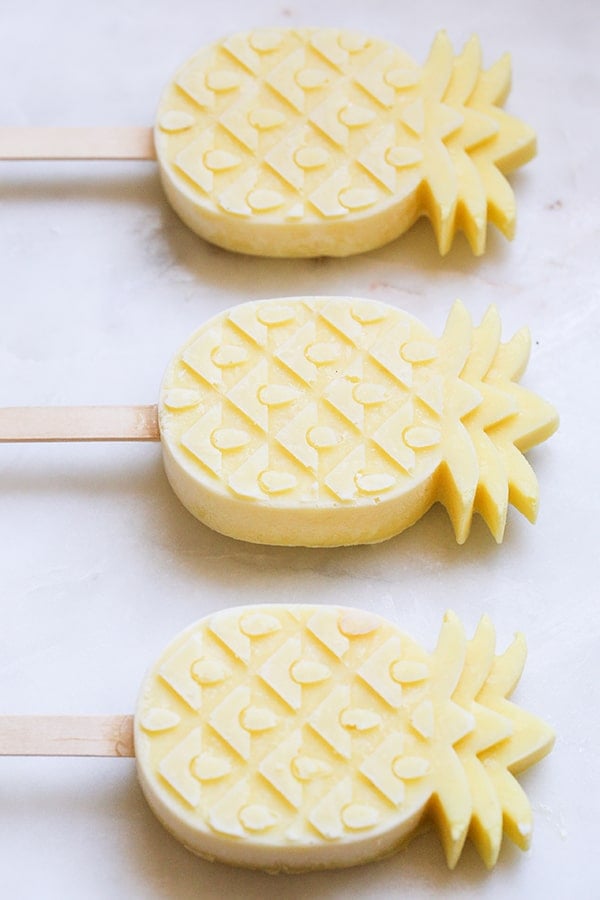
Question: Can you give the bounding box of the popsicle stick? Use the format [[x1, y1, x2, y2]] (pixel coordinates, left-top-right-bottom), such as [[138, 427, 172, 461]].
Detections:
[[0, 405, 160, 442], [0, 126, 156, 160], [0, 715, 134, 757]]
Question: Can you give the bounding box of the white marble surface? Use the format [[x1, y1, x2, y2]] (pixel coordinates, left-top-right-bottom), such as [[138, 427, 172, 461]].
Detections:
[[1, 1, 599, 897]]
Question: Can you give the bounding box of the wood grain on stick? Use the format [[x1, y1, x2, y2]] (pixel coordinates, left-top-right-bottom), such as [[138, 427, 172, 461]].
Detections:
[[0, 126, 156, 160], [0, 405, 160, 442], [0, 715, 135, 757]]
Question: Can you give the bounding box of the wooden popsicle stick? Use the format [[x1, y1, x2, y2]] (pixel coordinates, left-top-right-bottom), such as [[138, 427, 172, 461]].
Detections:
[[0, 715, 134, 757], [0, 126, 156, 160], [0, 405, 160, 442]]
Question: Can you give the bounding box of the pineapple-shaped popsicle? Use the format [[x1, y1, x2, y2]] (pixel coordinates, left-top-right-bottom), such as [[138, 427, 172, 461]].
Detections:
[[135, 606, 554, 871], [155, 28, 536, 257], [159, 297, 558, 546]]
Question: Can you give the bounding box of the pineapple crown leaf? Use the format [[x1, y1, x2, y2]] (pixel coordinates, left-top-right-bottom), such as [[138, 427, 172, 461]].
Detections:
[[471, 52, 513, 107], [488, 325, 531, 381], [433, 610, 468, 693], [435, 304, 558, 541], [454, 614, 497, 702], [428, 614, 554, 867], [422, 31, 455, 100], [440, 300, 473, 374], [478, 164, 517, 238], [505, 448, 540, 523], [420, 34, 535, 251], [482, 760, 533, 853], [461, 304, 502, 382], [444, 34, 482, 106], [487, 630, 528, 697]]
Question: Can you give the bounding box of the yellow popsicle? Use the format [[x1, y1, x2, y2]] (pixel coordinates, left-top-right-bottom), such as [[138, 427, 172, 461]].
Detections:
[[155, 29, 536, 256], [135, 606, 554, 871], [159, 297, 558, 546]]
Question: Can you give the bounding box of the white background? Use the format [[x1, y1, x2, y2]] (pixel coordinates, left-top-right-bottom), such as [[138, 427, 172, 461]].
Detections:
[[1, 1, 599, 897]]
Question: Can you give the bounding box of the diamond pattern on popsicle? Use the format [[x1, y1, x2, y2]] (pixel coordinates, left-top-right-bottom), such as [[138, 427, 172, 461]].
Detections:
[[139, 606, 428, 833], [169, 300, 438, 506], [158, 28, 426, 223]]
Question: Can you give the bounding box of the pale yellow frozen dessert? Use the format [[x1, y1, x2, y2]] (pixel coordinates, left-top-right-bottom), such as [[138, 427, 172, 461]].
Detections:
[[135, 605, 554, 871], [154, 29, 536, 257], [158, 297, 558, 546]]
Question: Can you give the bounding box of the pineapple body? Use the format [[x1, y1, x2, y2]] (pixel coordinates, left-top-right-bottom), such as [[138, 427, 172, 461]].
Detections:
[[158, 297, 558, 546], [155, 29, 536, 257], [135, 605, 554, 871]]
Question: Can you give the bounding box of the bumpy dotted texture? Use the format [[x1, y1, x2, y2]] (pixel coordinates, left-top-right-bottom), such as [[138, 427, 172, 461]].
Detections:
[[158, 297, 558, 546], [135, 606, 554, 871], [155, 29, 536, 257]]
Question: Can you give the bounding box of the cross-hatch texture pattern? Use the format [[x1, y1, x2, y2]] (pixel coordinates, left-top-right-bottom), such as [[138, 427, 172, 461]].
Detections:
[[158, 298, 558, 545], [155, 29, 536, 256], [135, 606, 554, 871]]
